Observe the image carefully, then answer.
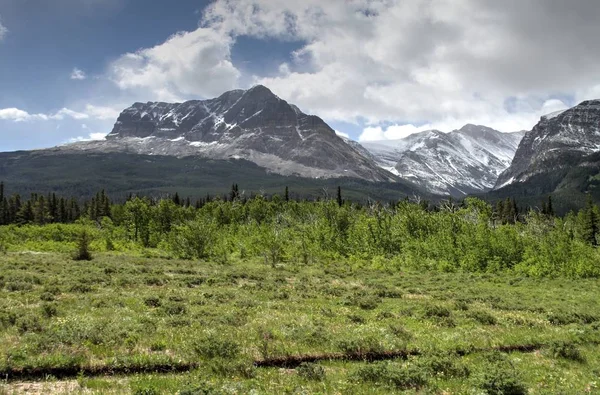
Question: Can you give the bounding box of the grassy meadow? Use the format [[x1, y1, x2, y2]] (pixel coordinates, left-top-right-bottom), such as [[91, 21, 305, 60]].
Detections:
[[1, 250, 600, 394]]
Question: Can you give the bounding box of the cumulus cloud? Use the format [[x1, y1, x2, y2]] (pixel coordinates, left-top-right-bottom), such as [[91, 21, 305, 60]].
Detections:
[[84, 104, 120, 120], [0, 108, 31, 122], [334, 130, 350, 139], [0, 17, 7, 41], [66, 124, 107, 143], [197, 0, 600, 136], [108, 28, 240, 101], [70, 68, 87, 80], [0, 106, 116, 122]]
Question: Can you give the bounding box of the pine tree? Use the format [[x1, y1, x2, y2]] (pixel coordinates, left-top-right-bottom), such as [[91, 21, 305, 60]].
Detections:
[[172, 192, 181, 206], [229, 184, 239, 202], [547, 195, 554, 217], [582, 195, 598, 246], [284, 186, 289, 202], [337, 186, 343, 207]]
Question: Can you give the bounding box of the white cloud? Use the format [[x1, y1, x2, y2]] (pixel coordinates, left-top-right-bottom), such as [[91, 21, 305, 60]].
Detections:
[[358, 98, 570, 142], [334, 130, 350, 139], [67, 124, 107, 142], [108, 28, 240, 101], [0, 108, 31, 122], [84, 104, 120, 120], [197, 0, 600, 135], [0, 17, 7, 41], [70, 68, 87, 80], [50, 108, 89, 120], [0, 106, 112, 123]]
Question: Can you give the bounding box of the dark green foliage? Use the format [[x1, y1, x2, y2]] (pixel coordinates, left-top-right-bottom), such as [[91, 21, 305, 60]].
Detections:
[[144, 296, 161, 308], [467, 310, 498, 325], [41, 302, 58, 318], [296, 362, 326, 381], [162, 302, 187, 316], [192, 336, 240, 359], [351, 362, 428, 390], [476, 365, 528, 395], [423, 304, 452, 318], [416, 353, 470, 378], [73, 230, 93, 261], [548, 341, 585, 362]]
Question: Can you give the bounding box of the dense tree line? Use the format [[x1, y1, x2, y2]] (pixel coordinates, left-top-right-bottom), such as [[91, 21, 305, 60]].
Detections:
[[2, 182, 600, 277]]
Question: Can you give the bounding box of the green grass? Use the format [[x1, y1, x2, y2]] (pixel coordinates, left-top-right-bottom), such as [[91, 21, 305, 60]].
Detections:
[[1, 252, 600, 394]]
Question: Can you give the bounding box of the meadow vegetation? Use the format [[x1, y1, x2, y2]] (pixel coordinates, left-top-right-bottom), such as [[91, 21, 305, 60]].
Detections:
[[1, 189, 600, 393]]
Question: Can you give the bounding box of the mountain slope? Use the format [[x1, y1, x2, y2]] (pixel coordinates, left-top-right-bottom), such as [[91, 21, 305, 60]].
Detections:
[[495, 100, 600, 189], [0, 151, 431, 203], [486, 100, 600, 213], [59, 85, 394, 182], [359, 125, 524, 197]]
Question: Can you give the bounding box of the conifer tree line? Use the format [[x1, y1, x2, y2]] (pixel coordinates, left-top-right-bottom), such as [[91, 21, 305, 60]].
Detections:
[[3, 181, 600, 277]]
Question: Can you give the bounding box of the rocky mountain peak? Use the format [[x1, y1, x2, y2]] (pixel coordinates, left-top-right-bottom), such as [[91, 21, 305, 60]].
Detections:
[[69, 86, 395, 183], [357, 125, 524, 196], [495, 99, 600, 189]]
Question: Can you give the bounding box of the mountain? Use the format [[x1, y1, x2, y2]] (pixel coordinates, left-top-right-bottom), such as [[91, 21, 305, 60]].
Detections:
[[496, 100, 600, 189], [358, 125, 524, 197], [489, 100, 600, 213], [0, 151, 426, 202], [57, 85, 394, 182]]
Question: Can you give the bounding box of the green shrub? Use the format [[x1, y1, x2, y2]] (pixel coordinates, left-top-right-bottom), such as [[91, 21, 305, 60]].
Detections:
[[179, 383, 221, 395], [144, 296, 161, 308], [337, 336, 384, 355], [351, 362, 427, 390], [344, 293, 381, 310], [40, 292, 55, 301], [41, 302, 58, 318], [416, 354, 470, 378], [162, 302, 186, 315], [423, 304, 452, 318], [297, 362, 326, 381], [476, 365, 527, 395], [193, 336, 240, 359], [548, 341, 585, 362], [468, 310, 498, 325], [16, 314, 43, 334], [73, 230, 93, 261], [208, 358, 255, 378], [149, 341, 167, 352]]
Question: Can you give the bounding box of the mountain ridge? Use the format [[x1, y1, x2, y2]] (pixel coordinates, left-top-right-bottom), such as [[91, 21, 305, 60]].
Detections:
[[59, 85, 395, 183], [357, 125, 524, 197]]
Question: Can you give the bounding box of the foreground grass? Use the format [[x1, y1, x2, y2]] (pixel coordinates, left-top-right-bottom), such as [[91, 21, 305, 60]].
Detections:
[[1, 252, 600, 394]]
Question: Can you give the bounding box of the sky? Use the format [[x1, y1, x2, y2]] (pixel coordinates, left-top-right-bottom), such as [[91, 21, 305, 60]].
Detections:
[[1, 0, 600, 152]]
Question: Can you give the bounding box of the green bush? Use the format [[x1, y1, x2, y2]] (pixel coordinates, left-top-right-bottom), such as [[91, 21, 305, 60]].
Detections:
[[144, 296, 161, 308], [297, 362, 326, 381], [423, 304, 452, 318], [351, 362, 427, 390], [73, 230, 93, 261], [467, 310, 498, 325], [548, 341, 585, 362], [193, 336, 240, 359], [476, 365, 527, 395], [416, 353, 470, 378]]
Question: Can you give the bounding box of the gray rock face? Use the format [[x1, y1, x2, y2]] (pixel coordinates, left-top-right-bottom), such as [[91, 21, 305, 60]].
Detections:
[[65, 86, 394, 182], [359, 125, 524, 197], [495, 100, 600, 189]]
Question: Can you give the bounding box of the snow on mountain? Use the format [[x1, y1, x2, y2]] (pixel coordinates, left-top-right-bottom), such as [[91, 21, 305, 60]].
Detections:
[[358, 125, 524, 197], [58, 85, 394, 182], [496, 99, 600, 189]]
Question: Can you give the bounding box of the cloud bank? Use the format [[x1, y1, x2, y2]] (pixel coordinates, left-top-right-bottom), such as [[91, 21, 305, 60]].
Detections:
[[101, 0, 600, 140]]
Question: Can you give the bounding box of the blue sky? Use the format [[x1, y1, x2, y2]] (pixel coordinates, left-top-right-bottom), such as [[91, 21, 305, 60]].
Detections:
[[1, 0, 599, 151]]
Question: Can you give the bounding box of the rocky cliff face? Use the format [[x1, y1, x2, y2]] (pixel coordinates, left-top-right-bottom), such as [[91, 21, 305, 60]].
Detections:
[[61, 85, 394, 182], [495, 100, 600, 189], [359, 125, 524, 196]]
